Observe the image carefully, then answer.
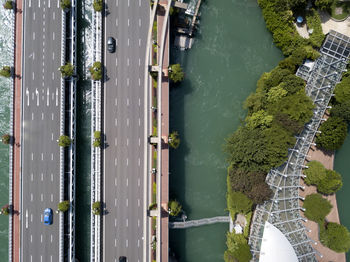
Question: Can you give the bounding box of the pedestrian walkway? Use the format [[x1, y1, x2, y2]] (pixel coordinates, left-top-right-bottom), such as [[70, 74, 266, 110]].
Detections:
[[12, 0, 23, 261], [169, 216, 230, 229]]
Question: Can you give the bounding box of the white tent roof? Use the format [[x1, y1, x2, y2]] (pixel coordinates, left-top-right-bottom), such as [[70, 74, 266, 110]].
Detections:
[[259, 221, 298, 262]]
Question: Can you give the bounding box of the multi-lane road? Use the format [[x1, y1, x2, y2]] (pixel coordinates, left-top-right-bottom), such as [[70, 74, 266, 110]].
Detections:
[[103, 0, 149, 261], [21, 0, 62, 261]]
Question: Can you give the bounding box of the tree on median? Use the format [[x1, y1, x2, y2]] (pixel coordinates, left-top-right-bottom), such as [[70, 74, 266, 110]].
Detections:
[[89, 61, 103, 81], [93, 0, 103, 12], [57, 201, 70, 212], [59, 63, 74, 78], [3, 1, 13, 10], [58, 135, 72, 147], [60, 0, 71, 10], [92, 201, 101, 215]]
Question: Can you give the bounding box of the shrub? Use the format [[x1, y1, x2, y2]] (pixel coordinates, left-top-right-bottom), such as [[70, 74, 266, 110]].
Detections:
[[58, 201, 70, 212], [58, 135, 72, 147], [315, 0, 335, 10], [303, 160, 326, 186], [92, 201, 101, 215], [224, 232, 252, 262], [60, 0, 71, 10], [1, 204, 9, 215], [303, 194, 332, 223], [0, 66, 11, 77], [89, 61, 103, 80], [169, 64, 185, 83], [93, 0, 103, 12], [227, 190, 253, 215], [334, 75, 350, 104], [306, 9, 325, 48], [93, 131, 101, 147], [59, 63, 74, 78], [316, 117, 347, 151], [1, 134, 11, 145], [3, 1, 13, 9], [245, 110, 273, 129], [168, 131, 180, 149], [320, 222, 350, 253], [330, 100, 350, 124], [168, 200, 181, 216], [318, 169, 343, 195]]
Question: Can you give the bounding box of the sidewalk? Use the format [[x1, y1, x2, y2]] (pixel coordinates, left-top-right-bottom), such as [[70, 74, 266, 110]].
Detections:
[[12, 0, 23, 261]]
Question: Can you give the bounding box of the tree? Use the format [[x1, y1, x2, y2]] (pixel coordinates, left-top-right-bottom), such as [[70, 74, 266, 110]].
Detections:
[[315, 0, 335, 10], [334, 75, 350, 104], [3, 1, 13, 9], [0, 204, 9, 215], [93, 131, 101, 147], [316, 117, 347, 151], [57, 201, 70, 212], [89, 61, 103, 80], [168, 131, 180, 149], [1, 134, 11, 145], [225, 232, 252, 262], [60, 0, 71, 10], [59, 63, 74, 78], [303, 160, 326, 186], [279, 74, 305, 95], [168, 64, 184, 83], [227, 190, 253, 215], [93, 0, 103, 12], [0, 66, 11, 77], [247, 182, 273, 205], [320, 222, 350, 253], [92, 201, 101, 215], [245, 110, 273, 129], [168, 200, 181, 216], [267, 85, 288, 103], [58, 135, 72, 147], [303, 193, 332, 223], [330, 100, 350, 124], [318, 169, 343, 195]]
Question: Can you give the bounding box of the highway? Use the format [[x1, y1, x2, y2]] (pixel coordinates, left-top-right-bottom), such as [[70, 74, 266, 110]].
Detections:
[[21, 0, 62, 261], [103, 0, 149, 261]]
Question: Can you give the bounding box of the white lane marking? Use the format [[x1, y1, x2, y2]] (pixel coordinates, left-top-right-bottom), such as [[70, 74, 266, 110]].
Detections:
[[127, 118, 129, 126], [128, 38, 130, 46], [50, 256, 53, 262], [41, 173, 43, 181], [139, 98, 141, 106], [115, 218, 117, 227], [115, 238, 117, 247], [138, 219, 140, 227], [41, 255, 42, 262], [51, 133, 54, 141], [115, 118, 117, 126], [116, 18, 118, 27], [26, 88, 29, 106], [52, 113, 54, 120], [138, 239, 140, 247], [115, 78, 118, 86], [56, 88, 58, 106], [126, 178, 128, 187], [41, 153, 44, 160], [48, 0, 50, 8], [32, 72, 34, 80], [127, 58, 129, 66], [35, 88, 39, 106], [114, 158, 117, 166], [126, 239, 128, 248], [115, 198, 117, 207], [115, 178, 117, 186], [52, 52, 55, 60], [31, 194, 33, 202], [128, 0, 129, 6], [33, 32, 35, 40], [32, 52, 35, 60], [115, 57, 118, 66], [38, 0, 40, 8], [138, 199, 140, 207], [128, 18, 130, 27], [31, 173, 33, 181], [51, 153, 53, 160], [138, 178, 140, 187], [139, 38, 141, 46], [139, 0, 141, 6], [127, 78, 129, 86], [43, 34, 45, 40], [33, 12, 35, 20], [41, 194, 43, 202], [126, 158, 129, 166], [139, 58, 141, 66], [57, 0, 59, 8], [138, 138, 141, 146], [41, 112, 44, 120], [41, 234, 43, 243], [30, 213, 33, 222], [51, 194, 53, 202], [138, 158, 140, 166], [32, 112, 34, 120], [51, 173, 53, 182], [29, 0, 31, 7], [126, 138, 129, 146], [114, 137, 117, 146], [53, 11, 55, 20], [116, 0, 118, 6], [25, 210, 28, 229], [50, 234, 53, 243], [139, 77, 141, 86], [52, 72, 54, 80], [138, 118, 141, 126], [40, 214, 43, 222], [126, 198, 128, 207], [30, 235, 32, 243], [31, 153, 33, 161], [115, 98, 117, 106]]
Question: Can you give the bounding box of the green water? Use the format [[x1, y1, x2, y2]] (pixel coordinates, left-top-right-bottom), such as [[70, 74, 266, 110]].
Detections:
[[169, 0, 283, 261], [335, 132, 350, 261]]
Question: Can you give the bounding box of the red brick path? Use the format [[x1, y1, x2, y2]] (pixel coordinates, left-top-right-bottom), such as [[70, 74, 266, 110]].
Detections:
[[12, 0, 23, 261]]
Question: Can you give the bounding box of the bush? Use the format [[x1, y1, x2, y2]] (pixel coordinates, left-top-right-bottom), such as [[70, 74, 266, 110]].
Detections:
[[168, 131, 180, 149], [169, 64, 185, 83], [1, 134, 11, 145], [330, 100, 350, 124], [320, 222, 350, 253], [306, 9, 325, 48], [0, 66, 11, 77], [60, 0, 71, 10], [58, 135, 72, 147], [92, 201, 101, 215], [303, 193, 332, 223], [227, 190, 253, 215], [316, 117, 347, 151], [58, 201, 70, 212], [224, 232, 252, 262], [93, 0, 103, 11], [3, 1, 13, 9], [334, 75, 350, 104], [303, 160, 326, 186], [59, 63, 74, 78], [89, 61, 103, 80], [317, 169, 343, 195], [93, 131, 101, 147], [168, 200, 182, 216], [1, 204, 9, 215]]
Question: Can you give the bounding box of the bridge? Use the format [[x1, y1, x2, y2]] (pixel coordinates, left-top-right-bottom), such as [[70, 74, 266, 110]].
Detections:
[[169, 216, 230, 229]]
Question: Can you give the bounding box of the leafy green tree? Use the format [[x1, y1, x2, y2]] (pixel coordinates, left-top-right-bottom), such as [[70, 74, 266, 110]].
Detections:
[[330, 100, 350, 124], [274, 112, 304, 135], [1, 204, 9, 215], [225, 232, 252, 262], [315, 0, 335, 10], [60, 0, 71, 10], [279, 74, 305, 94], [306, 9, 325, 48], [318, 169, 343, 195], [89, 61, 103, 80], [316, 117, 347, 151], [247, 182, 273, 205], [303, 193, 332, 223], [93, 0, 103, 11], [3, 1, 13, 9], [0, 66, 11, 77], [168, 131, 180, 149], [227, 190, 253, 215], [1, 134, 11, 145], [244, 91, 266, 114], [267, 85, 288, 103], [92, 201, 101, 215], [93, 131, 101, 147], [263, 67, 291, 91], [169, 64, 184, 83], [320, 222, 350, 253], [245, 110, 273, 129], [58, 135, 72, 147], [58, 201, 70, 212], [334, 76, 350, 104], [303, 160, 326, 186], [168, 200, 182, 216], [59, 63, 74, 78]]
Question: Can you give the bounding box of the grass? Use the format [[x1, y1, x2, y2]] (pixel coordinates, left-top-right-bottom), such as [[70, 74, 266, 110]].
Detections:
[[153, 150, 157, 168], [152, 182, 157, 203], [330, 1, 350, 20]]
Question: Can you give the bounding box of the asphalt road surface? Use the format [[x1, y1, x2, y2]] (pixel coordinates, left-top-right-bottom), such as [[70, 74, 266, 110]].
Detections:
[[103, 0, 149, 261], [21, 0, 62, 261]]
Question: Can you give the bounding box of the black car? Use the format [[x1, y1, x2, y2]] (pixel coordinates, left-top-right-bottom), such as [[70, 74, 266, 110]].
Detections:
[[119, 256, 127, 262], [107, 37, 116, 53]]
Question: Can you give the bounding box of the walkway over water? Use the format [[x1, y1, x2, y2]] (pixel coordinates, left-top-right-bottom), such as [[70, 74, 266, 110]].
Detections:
[[169, 216, 230, 229], [249, 30, 350, 262]]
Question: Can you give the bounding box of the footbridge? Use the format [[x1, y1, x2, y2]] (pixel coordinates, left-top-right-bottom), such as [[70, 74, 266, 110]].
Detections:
[[169, 216, 230, 229]]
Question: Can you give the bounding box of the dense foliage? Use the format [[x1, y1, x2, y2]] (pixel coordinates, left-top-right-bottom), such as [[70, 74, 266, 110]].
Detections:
[[60, 0, 71, 10], [303, 160, 326, 185], [303, 194, 332, 223], [59, 63, 74, 78], [306, 9, 325, 48], [3, 1, 13, 10], [168, 200, 182, 216], [316, 117, 347, 150], [169, 64, 185, 83], [315, 0, 335, 10], [58, 201, 70, 212], [330, 100, 350, 123], [93, 0, 103, 12], [0, 66, 11, 77], [58, 135, 72, 147], [320, 222, 350, 253], [224, 232, 252, 262]]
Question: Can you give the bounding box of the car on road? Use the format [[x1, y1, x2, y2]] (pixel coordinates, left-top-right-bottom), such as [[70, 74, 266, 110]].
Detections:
[[43, 208, 53, 225], [119, 256, 127, 262], [107, 37, 116, 53]]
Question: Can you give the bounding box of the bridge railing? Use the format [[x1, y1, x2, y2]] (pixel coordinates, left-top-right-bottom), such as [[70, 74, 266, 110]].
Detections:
[[169, 216, 230, 229]]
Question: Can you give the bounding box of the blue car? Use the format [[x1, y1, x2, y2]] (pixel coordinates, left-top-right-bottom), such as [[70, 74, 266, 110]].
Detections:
[[43, 208, 53, 225]]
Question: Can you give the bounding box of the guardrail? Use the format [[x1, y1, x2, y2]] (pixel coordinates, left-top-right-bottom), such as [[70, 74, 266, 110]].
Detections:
[[68, 0, 77, 261], [90, 5, 102, 262], [8, 4, 15, 261]]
